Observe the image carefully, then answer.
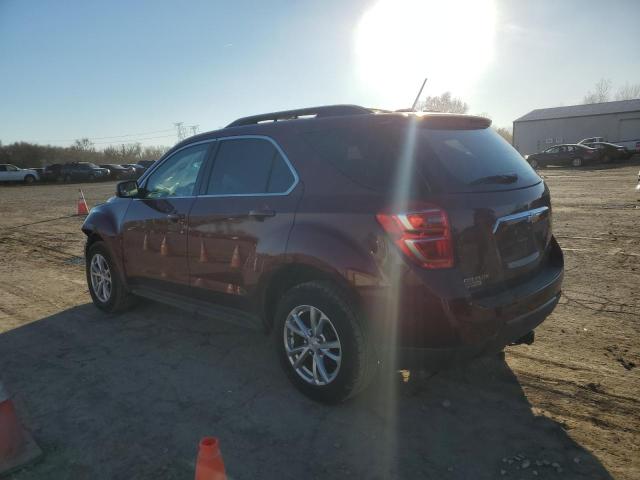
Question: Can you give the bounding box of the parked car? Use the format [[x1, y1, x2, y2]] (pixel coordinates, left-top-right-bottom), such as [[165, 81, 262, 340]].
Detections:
[[526, 144, 600, 168], [121, 163, 146, 177], [578, 136, 606, 145], [137, 160, 157, 170], [0, 164, 39, 184], [82, 105, 563, 403], [60, 162, 110, 182], [100, 164, 132, 180], [42, 164, 64, 182], [581, 141, 632, 162]]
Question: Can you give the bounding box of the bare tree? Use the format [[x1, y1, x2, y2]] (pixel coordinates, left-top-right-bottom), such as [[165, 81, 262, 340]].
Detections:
[[615, 82, 640, 101], [418, 92, 468, 114], [72, 138, 95, 151], [494, 127, 513, 144], [583, 78, 612, 104]]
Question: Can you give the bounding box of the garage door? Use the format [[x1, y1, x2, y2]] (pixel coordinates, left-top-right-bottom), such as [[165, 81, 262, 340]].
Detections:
[[619, 118, 640, 141]]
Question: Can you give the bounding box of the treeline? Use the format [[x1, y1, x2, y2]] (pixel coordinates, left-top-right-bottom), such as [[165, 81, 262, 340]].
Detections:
[[0, 138, 169, 169]]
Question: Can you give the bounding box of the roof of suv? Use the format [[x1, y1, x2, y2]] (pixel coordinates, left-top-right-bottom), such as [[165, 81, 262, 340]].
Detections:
[[171, 105, 492, 153]]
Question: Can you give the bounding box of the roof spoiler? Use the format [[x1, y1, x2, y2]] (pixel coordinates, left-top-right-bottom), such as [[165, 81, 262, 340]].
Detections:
[[226, 105, 373, 127]]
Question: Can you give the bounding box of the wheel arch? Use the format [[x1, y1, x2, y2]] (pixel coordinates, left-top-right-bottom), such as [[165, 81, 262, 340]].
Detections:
[[260, 262, 361, 333]]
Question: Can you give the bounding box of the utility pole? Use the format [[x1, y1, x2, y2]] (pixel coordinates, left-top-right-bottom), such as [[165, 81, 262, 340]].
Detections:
[[190, 125, 199, 136], [411, 77, 428, 111], [174, 122, 186, 141]]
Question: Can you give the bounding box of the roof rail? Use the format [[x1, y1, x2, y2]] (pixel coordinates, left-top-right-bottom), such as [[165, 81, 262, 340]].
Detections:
[[226, 104, 373, 128]]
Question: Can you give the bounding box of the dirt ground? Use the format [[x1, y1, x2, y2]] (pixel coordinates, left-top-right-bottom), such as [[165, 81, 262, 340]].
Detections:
[[0, 163, 638, 480]]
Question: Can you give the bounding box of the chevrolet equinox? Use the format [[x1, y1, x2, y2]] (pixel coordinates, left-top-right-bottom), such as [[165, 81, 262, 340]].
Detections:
[[83, 105, 563, 402]]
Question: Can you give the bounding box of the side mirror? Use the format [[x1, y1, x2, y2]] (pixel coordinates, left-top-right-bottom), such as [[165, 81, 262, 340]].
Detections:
[[116, 180, 139, 198]]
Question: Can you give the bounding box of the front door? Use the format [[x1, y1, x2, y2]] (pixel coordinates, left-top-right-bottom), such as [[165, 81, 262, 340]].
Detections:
[[122, 143, 211, 293], [188, 136, 301, 313]]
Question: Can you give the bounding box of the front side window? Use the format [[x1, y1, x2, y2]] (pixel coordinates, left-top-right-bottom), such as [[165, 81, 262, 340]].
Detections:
[[144, 144, 208, 198], [6, 165, 18, 171], [207, 138, 295, 195]]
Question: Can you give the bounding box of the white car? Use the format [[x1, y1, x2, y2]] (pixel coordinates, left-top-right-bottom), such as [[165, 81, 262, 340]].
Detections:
[[0, 164, 40, 184]]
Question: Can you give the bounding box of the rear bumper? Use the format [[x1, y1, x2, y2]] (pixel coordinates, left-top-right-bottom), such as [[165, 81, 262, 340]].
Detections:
[[395, 292, 559, 369]]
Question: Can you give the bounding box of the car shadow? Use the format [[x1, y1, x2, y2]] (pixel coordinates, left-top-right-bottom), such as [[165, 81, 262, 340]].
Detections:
[[1, 302, 613, 480]]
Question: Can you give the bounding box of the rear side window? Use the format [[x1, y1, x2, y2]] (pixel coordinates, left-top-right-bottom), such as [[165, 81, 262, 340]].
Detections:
[[207, 138, 295, 195], [304, 122, 541, 193]]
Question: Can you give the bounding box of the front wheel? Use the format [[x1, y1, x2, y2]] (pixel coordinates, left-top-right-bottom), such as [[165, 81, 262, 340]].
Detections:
[[86, 241, 134, 313], [274, 281, 376, 403], [528, 158, 539, 169], [572, 157, 583, 167], [23, 175, 35, 184]]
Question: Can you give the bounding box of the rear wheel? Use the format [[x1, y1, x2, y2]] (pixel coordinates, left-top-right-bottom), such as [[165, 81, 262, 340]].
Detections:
[[572, 157, 583, 167], [86, 241, 134, 313], [274, 281, 376, 403]]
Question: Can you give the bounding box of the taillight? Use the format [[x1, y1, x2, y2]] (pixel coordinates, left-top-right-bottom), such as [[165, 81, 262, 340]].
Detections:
[[376, 206, 454, 269]]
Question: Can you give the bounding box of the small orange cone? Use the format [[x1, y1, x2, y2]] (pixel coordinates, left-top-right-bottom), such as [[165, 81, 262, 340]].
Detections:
[[230, 245, 240, 269], [0, 381, 42, 476], [160, 235, 169, 256], [76, 189, 89, 215], [199, 240, 209, 263], [195, 437, 226, 480]]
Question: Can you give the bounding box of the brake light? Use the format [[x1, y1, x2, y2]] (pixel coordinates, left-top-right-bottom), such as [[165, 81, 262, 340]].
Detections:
[[376, 206, 454, 269]]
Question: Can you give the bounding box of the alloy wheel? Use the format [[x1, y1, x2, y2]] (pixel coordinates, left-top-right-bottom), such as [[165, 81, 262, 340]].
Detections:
[[283, 305, 342, 386], [90, 253, 112, 303]]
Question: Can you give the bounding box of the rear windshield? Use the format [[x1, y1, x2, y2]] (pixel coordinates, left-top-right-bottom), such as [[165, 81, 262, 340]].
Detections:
[[303, 122, 541, 193]]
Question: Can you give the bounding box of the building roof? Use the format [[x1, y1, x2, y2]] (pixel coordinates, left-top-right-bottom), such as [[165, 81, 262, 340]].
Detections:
[[514, 98, 640, 123]]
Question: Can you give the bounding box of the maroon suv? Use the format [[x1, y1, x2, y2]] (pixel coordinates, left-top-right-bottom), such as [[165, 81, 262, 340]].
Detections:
[[83, 105, 563, 402]]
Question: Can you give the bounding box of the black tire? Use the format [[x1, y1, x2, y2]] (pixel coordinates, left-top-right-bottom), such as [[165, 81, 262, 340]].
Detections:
[[274, 281, 376, 403], [23, 174, 35, 184], [571, 157, 583, 167], [528, 159, 539, 169], [86, 241, 134, 313]]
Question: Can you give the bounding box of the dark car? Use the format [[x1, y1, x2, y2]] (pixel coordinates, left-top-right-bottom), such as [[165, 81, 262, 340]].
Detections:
[[82, 105, 563, 403], [42, 164, 64, 182], [526, 144, 600, 168], [61, 162, 110, 182], [100, 164, 132, 180], [582, 142, 631, 162], [121, 163, 146, 177], [137, 160, 157, 170]]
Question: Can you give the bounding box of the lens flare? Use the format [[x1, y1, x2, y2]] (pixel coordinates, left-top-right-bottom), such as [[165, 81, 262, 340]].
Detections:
[[355, 0, 497, 106]]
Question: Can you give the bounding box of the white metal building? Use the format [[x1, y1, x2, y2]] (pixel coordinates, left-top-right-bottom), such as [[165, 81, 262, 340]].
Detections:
[[512, 99, 640, 156]]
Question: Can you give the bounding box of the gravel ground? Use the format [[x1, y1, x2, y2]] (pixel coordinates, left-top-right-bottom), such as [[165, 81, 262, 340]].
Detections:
[[0, 162, 638, 479]]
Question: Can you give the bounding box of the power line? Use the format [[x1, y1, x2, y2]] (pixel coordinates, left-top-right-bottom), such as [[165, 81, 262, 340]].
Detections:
[[37, 128, 177, 143], [92, 134, 177, 146]]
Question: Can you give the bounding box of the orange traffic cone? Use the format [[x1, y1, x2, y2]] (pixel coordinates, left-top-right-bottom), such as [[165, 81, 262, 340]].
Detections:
[[195, 437, 226, 480], [230, 245, 240, 269], [0, 381, 42, 476], [76, 189, 89, 215], [160, 235, 169, 256], [199, 240, 209, 263]]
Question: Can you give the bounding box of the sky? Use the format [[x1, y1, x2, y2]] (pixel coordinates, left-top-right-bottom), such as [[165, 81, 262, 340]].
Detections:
[[1, 0, 639, 148]]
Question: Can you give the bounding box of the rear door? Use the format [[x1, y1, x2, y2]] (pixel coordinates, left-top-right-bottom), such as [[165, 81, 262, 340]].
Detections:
[[187, 136, 301, 313], [122, 142, 211, 294]]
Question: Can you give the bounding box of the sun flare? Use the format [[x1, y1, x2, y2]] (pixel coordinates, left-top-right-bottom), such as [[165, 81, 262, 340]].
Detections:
[[355, 0, 497, 108]]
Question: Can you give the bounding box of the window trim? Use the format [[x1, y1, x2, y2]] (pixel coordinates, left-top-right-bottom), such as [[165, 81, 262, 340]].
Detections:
[[201, 135, 299, 198], [138, 140, 213, 200], [137, 135, 299, 199]]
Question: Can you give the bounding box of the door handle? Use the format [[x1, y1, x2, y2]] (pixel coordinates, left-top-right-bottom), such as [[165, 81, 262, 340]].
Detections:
[[247, 209, 276, 219], [167, 213, 184, 222]]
